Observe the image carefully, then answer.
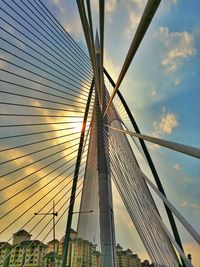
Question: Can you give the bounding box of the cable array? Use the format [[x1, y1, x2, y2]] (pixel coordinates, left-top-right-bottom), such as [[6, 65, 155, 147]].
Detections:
[[105, 103, 180, 266], [0, 0, 94, 260]]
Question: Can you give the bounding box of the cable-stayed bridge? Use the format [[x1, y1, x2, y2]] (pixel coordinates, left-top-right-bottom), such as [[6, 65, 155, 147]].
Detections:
[[0, 1, 199, 267]]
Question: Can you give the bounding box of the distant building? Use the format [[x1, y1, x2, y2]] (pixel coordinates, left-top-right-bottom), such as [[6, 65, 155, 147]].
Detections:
[[12, 230, 32, 245], [1, 229, 142, 267], [42, 251, 61, 267], [45, 229, 100, 267], [59, 228, 77, 266], [9, 240, 47, 267], [141, 259, 150, 267], [47, 239, 59, 255], [91, 251, 101, 267], [116, 244, 141, 267], [131, 254, 141, 267], [70, 238, 94, 267], [0, 230, 47, 267], [0, 242, 11, 267]]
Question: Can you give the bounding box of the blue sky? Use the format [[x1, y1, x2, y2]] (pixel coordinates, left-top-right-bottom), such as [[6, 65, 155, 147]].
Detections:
[[0, 0, 199, 266]]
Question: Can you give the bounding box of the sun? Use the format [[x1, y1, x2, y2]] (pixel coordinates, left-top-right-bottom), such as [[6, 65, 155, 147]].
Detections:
[[73, 117, 83, 133]]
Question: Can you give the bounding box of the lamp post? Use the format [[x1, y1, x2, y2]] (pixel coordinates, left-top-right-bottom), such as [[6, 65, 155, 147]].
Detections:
[[34, 201, 58, 267]]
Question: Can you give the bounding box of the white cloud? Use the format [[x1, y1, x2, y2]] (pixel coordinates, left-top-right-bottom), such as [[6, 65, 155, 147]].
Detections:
[[174, 77, 181, 85], [151, 84, 157, 97], [159, 113, 178, 134], [149, 110, 179, 150], [105, 0, 117, 13], [174, 163, 181, 171], [104, 50, 120, 81], [181, 201, 200, 218], [153, 111, 178, 136], [48, 0, 84, 42], [157, 27, 196, 74], [122, 0, 147, 38], [52, 0, 60, 4], [151, 90, 157, 96]]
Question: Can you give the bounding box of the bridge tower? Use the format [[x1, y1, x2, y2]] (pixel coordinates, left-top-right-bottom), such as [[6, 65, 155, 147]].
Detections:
[[95, 32, 116, 267]]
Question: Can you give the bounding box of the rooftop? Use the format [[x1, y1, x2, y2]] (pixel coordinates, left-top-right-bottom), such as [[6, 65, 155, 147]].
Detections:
[[13, 229, 32, 237]]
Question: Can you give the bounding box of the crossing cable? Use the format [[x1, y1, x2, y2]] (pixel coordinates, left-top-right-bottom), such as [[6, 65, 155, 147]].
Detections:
[[105, 105, 147, 160], [18, 0, 93, 77], [0, 73, 89, 102], [106, 113, 147, 161], [1, 1, 93, 79], [0, 17, 92, 83], [0, 158, 87, 234], [34, 0, 92, 66], [0, 34, 91, 88], [105, 123, 163, 222]]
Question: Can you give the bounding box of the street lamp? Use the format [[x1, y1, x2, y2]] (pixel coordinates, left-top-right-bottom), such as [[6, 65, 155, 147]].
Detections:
[[34, 201, 58, 267]]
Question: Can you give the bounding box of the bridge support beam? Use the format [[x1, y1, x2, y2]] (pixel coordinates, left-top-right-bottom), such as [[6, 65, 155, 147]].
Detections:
[[95, 34, 116, 267]]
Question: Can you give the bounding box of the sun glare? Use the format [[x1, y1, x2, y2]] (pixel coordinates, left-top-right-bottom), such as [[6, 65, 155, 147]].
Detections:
[[73, 117, 83, 132]]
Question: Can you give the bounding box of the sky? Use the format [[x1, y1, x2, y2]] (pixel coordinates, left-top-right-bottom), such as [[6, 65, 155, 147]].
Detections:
[[0, 0, 200, 266], [40, 0, 200, 265]]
